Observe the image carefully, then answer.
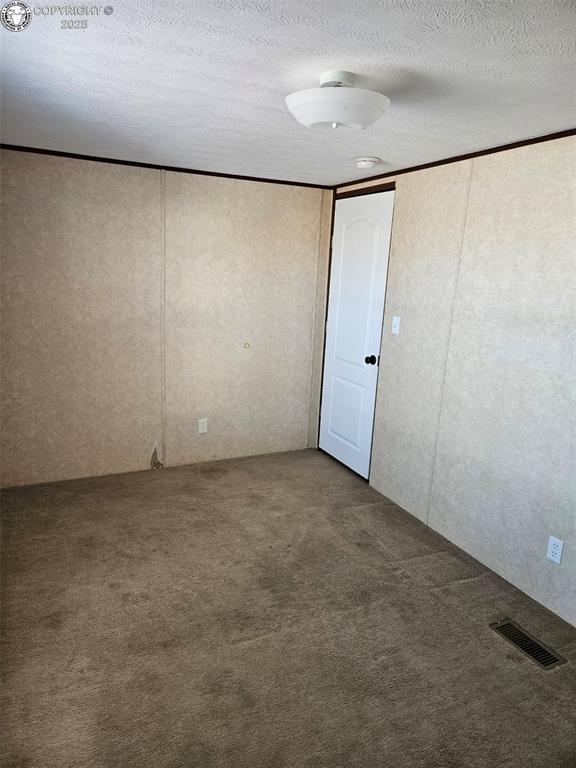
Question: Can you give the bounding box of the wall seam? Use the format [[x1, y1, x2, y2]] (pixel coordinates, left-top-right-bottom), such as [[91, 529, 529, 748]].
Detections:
[[161, 170, 167, 465], [306, 190, 326, 448], [424, 160, 474, 525]]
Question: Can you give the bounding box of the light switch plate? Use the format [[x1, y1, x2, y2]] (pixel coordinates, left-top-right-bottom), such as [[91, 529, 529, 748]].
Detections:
[[391, 316, 401, 335], [198, 418, 208, 434]]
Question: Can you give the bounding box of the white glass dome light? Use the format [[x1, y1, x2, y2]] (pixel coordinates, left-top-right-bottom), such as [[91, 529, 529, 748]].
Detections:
[[285, 71, 391, 130]]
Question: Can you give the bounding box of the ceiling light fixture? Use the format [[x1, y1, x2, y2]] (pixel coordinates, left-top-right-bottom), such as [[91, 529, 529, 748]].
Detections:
[[355, 156, 382, 170], [285, 71, 390, 130]]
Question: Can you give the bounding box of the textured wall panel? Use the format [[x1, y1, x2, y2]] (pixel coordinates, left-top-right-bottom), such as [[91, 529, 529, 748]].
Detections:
[[307, 189, 333, 448], [164, 173, 324, 466], [0, 151, 163, 487], [428, 138, 576, 625], [369, 162, 472, 520]]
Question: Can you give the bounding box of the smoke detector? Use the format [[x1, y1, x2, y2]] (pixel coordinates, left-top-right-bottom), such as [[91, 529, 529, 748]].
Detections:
[[285, 71, 391, 130], [355, 156, 381, 170]]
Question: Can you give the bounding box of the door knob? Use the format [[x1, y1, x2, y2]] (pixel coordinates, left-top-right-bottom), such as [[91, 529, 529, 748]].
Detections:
[[365, 355, 377, 365]]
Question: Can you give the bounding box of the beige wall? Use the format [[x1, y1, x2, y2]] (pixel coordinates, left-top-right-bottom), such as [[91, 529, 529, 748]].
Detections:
[[337, 136, 576, 625], [428, 141, 575, 626], [370, 161, 472, 521], [307, 190, 333, 448], [0, 152, 164, 487], [164, 173, 328, 466], [0, 150, 329, 487]]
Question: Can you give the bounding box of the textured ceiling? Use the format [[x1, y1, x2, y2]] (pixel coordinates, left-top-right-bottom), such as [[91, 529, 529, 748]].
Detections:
[[1, 0, 575, 185]]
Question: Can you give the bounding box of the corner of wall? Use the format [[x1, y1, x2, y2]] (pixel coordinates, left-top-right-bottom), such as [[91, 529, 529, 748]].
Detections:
[[307, 189, 333, 449]]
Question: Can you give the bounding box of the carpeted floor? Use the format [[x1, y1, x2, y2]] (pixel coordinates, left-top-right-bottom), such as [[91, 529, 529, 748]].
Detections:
[[1, 449, 575, 768]]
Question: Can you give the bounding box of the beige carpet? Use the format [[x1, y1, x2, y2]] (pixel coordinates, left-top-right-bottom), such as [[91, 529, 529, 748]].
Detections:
[[2, 449, 575, 768]]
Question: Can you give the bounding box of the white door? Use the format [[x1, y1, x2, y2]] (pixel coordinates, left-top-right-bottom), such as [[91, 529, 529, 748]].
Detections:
[[319, 190, 395, 478]]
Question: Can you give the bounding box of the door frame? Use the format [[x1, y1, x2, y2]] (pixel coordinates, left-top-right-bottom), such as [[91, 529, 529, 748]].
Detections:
[[316, 181, 396, 478]]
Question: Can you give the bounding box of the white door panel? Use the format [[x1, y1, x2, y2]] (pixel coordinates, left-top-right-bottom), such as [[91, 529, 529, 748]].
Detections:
[[319, 191, 394, 478], [329, 375, 364, 447]]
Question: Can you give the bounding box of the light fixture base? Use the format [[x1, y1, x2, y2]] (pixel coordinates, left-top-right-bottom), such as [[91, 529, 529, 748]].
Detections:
[[320, 70, 355, 88], [355, 156, 382, 170]]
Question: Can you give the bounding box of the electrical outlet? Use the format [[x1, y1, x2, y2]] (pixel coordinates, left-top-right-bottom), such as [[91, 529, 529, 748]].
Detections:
[[546, 536, 563, 564], [198, 418, 208, 434]]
